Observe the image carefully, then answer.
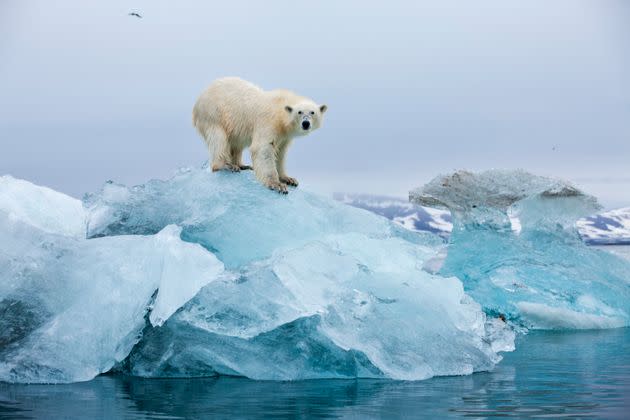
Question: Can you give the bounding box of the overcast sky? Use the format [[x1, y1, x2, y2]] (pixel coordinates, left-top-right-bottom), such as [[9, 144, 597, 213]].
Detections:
[[1, 0, 628, 208]]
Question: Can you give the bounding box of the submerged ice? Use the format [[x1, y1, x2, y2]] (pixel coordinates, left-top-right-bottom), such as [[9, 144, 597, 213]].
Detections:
[[1, 169, 511, 383], [411, 170, 630, 330]]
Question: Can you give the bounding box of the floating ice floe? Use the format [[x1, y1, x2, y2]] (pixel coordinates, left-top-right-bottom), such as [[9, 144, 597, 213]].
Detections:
[[2, 167, 628, 384], [1, 169, 512, 383]]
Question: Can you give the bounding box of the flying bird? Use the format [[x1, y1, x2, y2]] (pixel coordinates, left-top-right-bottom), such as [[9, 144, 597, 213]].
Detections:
[[128, 12, 142, 18]]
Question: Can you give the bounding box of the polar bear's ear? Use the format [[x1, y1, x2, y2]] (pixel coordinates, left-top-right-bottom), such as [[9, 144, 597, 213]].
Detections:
[[319, 104, 328, 113], [285, 106, 293, 113]]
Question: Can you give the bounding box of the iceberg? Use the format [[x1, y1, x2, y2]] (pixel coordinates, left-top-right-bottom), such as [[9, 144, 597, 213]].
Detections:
[[1, 168, 512, 383], [86, 168, 511, 381], [410, 170, 630, 330], [4, 166, 628, 384]]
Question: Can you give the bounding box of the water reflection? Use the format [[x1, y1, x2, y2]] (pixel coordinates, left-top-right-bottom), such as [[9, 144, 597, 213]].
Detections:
[[1, 328, 628, 419]]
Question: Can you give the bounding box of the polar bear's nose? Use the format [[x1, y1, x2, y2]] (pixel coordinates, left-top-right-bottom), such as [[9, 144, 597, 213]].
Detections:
[[302, 120, 311, 130]]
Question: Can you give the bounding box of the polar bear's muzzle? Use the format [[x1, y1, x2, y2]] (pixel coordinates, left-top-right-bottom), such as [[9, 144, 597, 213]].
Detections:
[[301, 120, 311, 130]]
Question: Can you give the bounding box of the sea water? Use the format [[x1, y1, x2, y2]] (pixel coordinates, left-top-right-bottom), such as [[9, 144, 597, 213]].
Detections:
[[1, 327, 628, 419]]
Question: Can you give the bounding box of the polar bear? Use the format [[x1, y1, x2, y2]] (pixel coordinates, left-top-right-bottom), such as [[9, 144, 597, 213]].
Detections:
[[192, 77, 327, 194]]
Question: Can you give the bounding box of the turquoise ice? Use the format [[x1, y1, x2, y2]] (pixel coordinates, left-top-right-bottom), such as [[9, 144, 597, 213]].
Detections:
[[1, 170, 511, 383], [2, 167, 628, 384], [411, 170, 630, 329]]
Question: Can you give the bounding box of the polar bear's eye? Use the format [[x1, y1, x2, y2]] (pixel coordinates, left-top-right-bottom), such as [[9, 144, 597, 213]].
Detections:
[[309, 111, 315, 115], [298, 111, 303, 115]]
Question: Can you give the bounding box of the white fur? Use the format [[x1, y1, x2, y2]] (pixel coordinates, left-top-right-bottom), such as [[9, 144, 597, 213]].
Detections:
[[192, 77, 327, 193]]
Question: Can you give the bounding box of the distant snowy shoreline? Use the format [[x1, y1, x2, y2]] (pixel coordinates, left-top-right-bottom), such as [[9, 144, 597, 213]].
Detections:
[[335, 192, 630, 246]]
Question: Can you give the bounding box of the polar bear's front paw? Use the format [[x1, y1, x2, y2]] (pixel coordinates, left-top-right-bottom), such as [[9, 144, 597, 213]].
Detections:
[[239, 165, 253, 170], [280, 176, 299, 187], [267, 181, 288, 194]]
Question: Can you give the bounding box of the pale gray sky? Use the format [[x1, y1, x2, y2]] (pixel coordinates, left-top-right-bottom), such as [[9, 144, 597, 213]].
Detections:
[[1, 0, 629, 208]]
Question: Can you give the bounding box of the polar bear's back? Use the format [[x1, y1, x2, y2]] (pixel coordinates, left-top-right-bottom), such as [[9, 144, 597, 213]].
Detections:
[[193, 77, 265, 140]]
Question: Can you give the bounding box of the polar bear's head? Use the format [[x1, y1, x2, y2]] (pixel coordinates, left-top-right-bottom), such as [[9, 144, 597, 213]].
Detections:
[[284, 101, 327, 136]]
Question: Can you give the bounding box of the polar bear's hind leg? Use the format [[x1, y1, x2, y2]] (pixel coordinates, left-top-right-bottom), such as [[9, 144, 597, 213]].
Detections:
[[231, 145, 252, 170], [206, 125, 239, 172]]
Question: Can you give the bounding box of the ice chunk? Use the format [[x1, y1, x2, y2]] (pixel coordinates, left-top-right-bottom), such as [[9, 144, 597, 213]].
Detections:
[[0, 210, 223, 383], [0, 175, 85, 237], [83, 168, 510, 381], [146, 225, 225, 327], [410, 169, 599, 229], [411, 170, 630, 329], [410, 169, 593, 212], [125, 234, 510, 380]]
